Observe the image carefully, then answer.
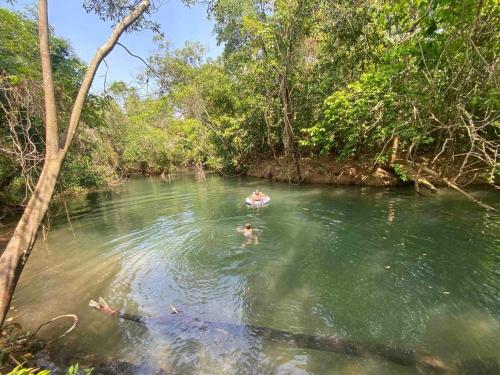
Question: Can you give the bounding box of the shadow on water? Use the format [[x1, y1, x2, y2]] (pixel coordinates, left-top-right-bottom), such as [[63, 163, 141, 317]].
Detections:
[[6, 175, 500, 374]]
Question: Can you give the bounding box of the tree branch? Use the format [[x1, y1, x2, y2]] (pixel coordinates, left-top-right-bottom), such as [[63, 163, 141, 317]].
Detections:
[[116, 42, 169, 88], [60, 0, 151, 155]]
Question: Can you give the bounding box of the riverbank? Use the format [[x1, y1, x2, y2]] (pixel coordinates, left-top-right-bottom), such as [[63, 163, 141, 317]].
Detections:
[[1, 156, 494, 224], [247, 157, 400, 186], [0, 166, 202, 220], [246, 156, 493, 187], [0, 324, 153, 375]]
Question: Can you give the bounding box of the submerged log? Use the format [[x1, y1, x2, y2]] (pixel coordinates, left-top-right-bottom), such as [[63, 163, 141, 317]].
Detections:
[[88, 298, 451, 373]]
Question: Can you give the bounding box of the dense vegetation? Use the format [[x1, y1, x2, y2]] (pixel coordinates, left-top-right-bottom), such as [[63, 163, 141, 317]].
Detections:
[[0, 7, 113, 206], [1, 0, 498, 207]]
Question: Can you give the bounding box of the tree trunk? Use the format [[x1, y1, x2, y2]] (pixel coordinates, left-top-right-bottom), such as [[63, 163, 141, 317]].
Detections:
[[0, 0, 151, 329], [279, 75, 301, 182], [89, 298, 453, 373], [0, 158, 61, 327], [38, 0, 59, 159], [390, 136, 399, 163]]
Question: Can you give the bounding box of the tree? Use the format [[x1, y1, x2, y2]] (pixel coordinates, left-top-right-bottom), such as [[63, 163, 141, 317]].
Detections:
[[0, 8, 113, 204], [0, 0, 152, 328], [295, 1, 498, 178], [208, 0, 323, 180]]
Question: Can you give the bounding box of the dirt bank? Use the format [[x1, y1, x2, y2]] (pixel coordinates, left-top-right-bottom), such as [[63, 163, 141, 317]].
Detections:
[[247, 157, 401, 187], [246, 156, 493, 188]]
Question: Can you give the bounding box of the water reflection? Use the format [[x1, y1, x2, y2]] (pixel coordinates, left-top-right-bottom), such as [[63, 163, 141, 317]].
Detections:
[[386, 200, 396, 224], [8, 176, 500, 374]]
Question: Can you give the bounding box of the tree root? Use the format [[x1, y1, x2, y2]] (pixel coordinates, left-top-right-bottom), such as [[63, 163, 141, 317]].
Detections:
[[396, 160, 497, 211], [29, 314, 79, 344], [0, 314, 78, 371]]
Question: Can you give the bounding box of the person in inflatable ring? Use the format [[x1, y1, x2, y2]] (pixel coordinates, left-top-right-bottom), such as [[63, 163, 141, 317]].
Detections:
[[250, 189, 269, 205]]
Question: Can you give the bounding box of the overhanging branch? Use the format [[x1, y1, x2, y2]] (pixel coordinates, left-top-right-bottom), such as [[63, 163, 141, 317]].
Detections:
[[60, 0, 152, 155]]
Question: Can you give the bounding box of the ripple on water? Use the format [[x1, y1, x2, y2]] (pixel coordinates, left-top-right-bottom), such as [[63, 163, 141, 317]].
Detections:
[[10, 177, 500, 374]]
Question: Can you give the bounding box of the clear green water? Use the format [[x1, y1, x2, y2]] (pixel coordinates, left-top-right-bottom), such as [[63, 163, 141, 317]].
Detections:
[[10, 176, 500, 374]]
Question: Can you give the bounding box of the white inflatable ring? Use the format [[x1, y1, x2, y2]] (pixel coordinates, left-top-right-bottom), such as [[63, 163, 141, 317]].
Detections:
[[245, 196, 271, 206]]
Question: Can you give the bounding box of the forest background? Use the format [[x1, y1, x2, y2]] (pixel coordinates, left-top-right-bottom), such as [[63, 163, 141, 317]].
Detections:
[[1, 0, 498, 209]]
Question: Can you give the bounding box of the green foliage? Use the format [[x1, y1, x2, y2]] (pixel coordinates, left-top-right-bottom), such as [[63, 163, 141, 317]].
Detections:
[[392, 163, 408, 182], [0, 8, 115, 204], [65, 363, 93, 375], [59, 155, 110, 191], [105, 86, 204, 173], [1, 0, 498, 202], [7, 366, 50, 375], [6, 363, 93, 375], [301, 69, 399, 157], [297, 0, 498, 179], [111, 0, 498, 181], [0, 8, 40, 82]]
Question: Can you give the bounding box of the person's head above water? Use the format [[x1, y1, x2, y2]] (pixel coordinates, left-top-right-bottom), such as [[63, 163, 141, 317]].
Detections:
[[245, 223, 252, 229], [254, 189, 260, 195]]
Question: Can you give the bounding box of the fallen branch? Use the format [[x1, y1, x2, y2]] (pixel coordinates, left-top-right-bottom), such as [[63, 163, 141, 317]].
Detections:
[[394, 164, 438, 193], [416, 176, 438, 194], [405, 161, 497, 211]]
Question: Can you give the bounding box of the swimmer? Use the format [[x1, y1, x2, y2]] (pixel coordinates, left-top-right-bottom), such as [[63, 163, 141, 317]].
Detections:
[[236, 223, 259, 247]]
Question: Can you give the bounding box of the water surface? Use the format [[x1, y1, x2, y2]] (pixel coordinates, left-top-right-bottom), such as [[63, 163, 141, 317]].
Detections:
[[10, 176, 500, 374]]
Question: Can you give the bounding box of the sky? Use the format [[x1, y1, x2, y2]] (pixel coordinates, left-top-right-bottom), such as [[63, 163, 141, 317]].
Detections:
[[4, 0, 222, 92]]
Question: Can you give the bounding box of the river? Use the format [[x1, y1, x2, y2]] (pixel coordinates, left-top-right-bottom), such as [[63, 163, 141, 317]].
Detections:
[[9, 176, 500, 374]]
